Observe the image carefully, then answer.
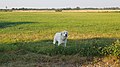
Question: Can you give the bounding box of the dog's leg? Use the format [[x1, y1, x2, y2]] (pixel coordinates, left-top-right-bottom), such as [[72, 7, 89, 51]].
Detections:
[[64, 43, 66, 47], [58, 42, 61, 46], [64, 40, 67, 47], [53, 39, 56, 44], [58, 40, 61, 46]]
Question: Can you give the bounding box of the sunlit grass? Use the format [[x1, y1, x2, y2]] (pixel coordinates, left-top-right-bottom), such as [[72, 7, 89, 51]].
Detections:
[[0, 12, 120, 43]]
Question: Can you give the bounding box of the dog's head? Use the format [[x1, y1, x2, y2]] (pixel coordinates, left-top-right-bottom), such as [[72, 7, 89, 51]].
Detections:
[[61, 31, 68, 37]]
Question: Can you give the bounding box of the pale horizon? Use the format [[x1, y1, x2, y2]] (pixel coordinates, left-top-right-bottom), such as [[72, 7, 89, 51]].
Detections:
[[0, 0, 120, 9]]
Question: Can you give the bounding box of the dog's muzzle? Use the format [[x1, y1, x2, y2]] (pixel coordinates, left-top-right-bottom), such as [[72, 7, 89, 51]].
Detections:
[[65, 34, 68, 37]]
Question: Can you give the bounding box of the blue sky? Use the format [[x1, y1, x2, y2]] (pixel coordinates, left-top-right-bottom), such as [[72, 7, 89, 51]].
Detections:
[[0, 0, 120, 9]]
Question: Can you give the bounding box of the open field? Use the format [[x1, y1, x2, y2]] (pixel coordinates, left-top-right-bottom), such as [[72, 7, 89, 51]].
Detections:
[[0, 12, 120, 67]]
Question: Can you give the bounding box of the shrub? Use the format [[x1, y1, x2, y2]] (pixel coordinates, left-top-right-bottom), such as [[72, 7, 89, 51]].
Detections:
[[101, 40, 120, 56]]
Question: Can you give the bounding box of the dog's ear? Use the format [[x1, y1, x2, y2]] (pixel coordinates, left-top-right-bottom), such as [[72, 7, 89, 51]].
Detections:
[[61, 33, 62, 36]]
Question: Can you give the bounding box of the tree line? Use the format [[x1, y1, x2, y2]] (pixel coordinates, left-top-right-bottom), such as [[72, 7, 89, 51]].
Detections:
[[0, 7, 120, 12], [11, 7, 120, 10]]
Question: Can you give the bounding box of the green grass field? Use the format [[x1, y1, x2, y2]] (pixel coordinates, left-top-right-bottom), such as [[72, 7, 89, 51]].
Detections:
[[0, 12, 120, 66]]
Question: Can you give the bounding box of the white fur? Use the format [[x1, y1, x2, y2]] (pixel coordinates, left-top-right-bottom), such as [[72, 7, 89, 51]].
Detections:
[[53, 31, 68, 47]]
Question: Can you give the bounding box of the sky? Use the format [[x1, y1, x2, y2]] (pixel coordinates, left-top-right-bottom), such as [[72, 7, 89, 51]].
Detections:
[[0, 0, 120, 9]]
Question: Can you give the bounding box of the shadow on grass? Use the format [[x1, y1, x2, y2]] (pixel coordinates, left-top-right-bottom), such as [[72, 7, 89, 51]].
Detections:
[[48, 37, 117, 56], [0, 21, 36, 28], [0, 37, 119, 66], [0, 37, 118, 55]]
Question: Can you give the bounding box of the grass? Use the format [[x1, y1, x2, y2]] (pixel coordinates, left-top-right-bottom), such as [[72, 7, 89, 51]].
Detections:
[[0, 12, 120, 66]]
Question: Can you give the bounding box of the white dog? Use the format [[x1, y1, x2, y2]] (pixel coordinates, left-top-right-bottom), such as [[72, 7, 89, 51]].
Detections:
[[53, 31, 68, 47]]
